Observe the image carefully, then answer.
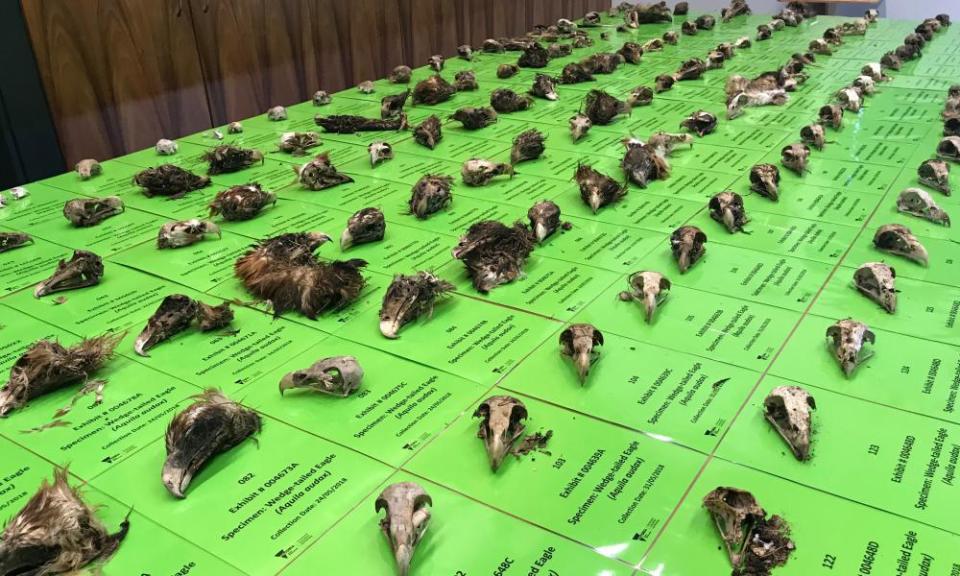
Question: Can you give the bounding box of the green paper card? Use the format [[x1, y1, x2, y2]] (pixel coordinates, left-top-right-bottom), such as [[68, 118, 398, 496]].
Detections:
[[92, 420, 393, 575], [500, 327, 759, 452], [733, 180, 877, 228], [118, 140, 210, 174], [109, 230, 251, 292], [771, 313, 960, 425], [284, 473, 633, 576], [118, 302, 328, 393], [335, 294, 558, 386], [718, 378, 960, 534], [811, 269, 959, 346], [243, 336, 485, 466], [758, 150, 902, 196], [0, 231, 71, 294], [442, 253, 621, 321], [4, 262, 182, 336], [637, 241, 833, 312], [529, 213, 665, 274], [39, 158, 143, 198], [548, 180, 708, 234], [0, 183, 162, 257], [405, 390, 707, 564], [639, 457, 960, 576], [0, 354, 197, 479], [686, 208, 860, 265], [276, 172, 408, 215], [573, 281, 799, 371]]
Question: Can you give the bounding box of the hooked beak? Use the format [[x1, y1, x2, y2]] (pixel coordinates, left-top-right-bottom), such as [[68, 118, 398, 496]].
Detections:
[[643, 290, 658, 323], [588, 192, 602, 214], [546, 91, 558, 101], [485, 434, 509, 471], [574, 348, 591, 383], [340, 228, 354, 250], [134, 328, 160, 357], [34, 267, 93, 298], [309, 232, 333, 246], [722, 208, 737, 232], [379, 318, 401, 339], [161, 460, 191, 499], [534, 222, 551, 243], [392, 543, 414, 576], [278, 373, 300, 395]]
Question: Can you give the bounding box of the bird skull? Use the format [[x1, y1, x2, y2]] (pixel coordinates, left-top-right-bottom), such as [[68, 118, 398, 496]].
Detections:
[[670, 226, 707, 273], [279, 356, 363, 397], [826, 318, 875, 377], [763, 385, 816, 461], [709, 191, 748, 233], [873, 223, 928, 265], [559, 323, 603, 383], [34, 250, 104, 298], [474, 395, 527, 471], [853, 262, 897, 313], [375, 482, 432, 576], [749, 164, 780, 201], [896, 188, 951, 226], [619, 270, 671, 323]]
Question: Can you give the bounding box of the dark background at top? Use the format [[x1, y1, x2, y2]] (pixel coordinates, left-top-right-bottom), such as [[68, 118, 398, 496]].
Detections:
[[0, 0, 607, 189]]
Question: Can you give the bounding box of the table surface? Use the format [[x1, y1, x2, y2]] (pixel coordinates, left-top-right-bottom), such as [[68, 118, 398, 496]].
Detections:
[[1, 10, 958, 576]]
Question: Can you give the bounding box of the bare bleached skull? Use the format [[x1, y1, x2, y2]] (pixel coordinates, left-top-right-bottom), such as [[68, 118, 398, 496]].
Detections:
[[819, 104, 844, 129], [873, 223, 928, 265], [709, 191, 748, 233], [619, 270, 671, 323], [0, 232, 32, 253], [474, 395, 527, 471], [75, 158, 102, 180], [559, 324, 604, 384], [764, 385, 815, 461], [918, 159, 950, 195], [781, 143, 810, 174], [671, 226, 707, 273], [279, 356, 363, 397], [853, 262, 897, 313], [266, 106, 287, 121], [836, 87, 862, 112], [801, 123, 826, 150], [826, 318, 875, 377], [157, 219, 221, 249], [896, 188, 951, 226], [750, 164, 780, 201], [569, 113, 592, 142], [937, 136, 960, 162], [155, 138, 178, 155], [63, 196, 124, 227], [375, 482, 432, 576], [313, 90, 332, 105]]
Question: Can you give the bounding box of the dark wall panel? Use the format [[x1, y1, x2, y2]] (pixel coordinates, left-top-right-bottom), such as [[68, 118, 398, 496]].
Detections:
[[22, 0, 607, 168]]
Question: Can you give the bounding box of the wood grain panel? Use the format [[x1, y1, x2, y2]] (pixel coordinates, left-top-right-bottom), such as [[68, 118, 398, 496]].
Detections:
[[22, 0, 211, 166], [24, 0, 608, 166]]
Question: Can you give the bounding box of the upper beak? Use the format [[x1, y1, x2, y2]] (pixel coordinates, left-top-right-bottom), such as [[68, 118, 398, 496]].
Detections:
[[574, 348, 591, 383], [279, 373, 298, 395], [379, 318, 401, 339], [643, 290, 658, 323], [134, 327, 159, 357], [340, 228, 354, 250], [589, 192, 601, 214], [486, 434, 508, 471], [677, 249, 691, 273], [161, 460, 190, 499], [534, 222, 550, 243], [722, 208, 737, 232], [392, 543, 413, 576]]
